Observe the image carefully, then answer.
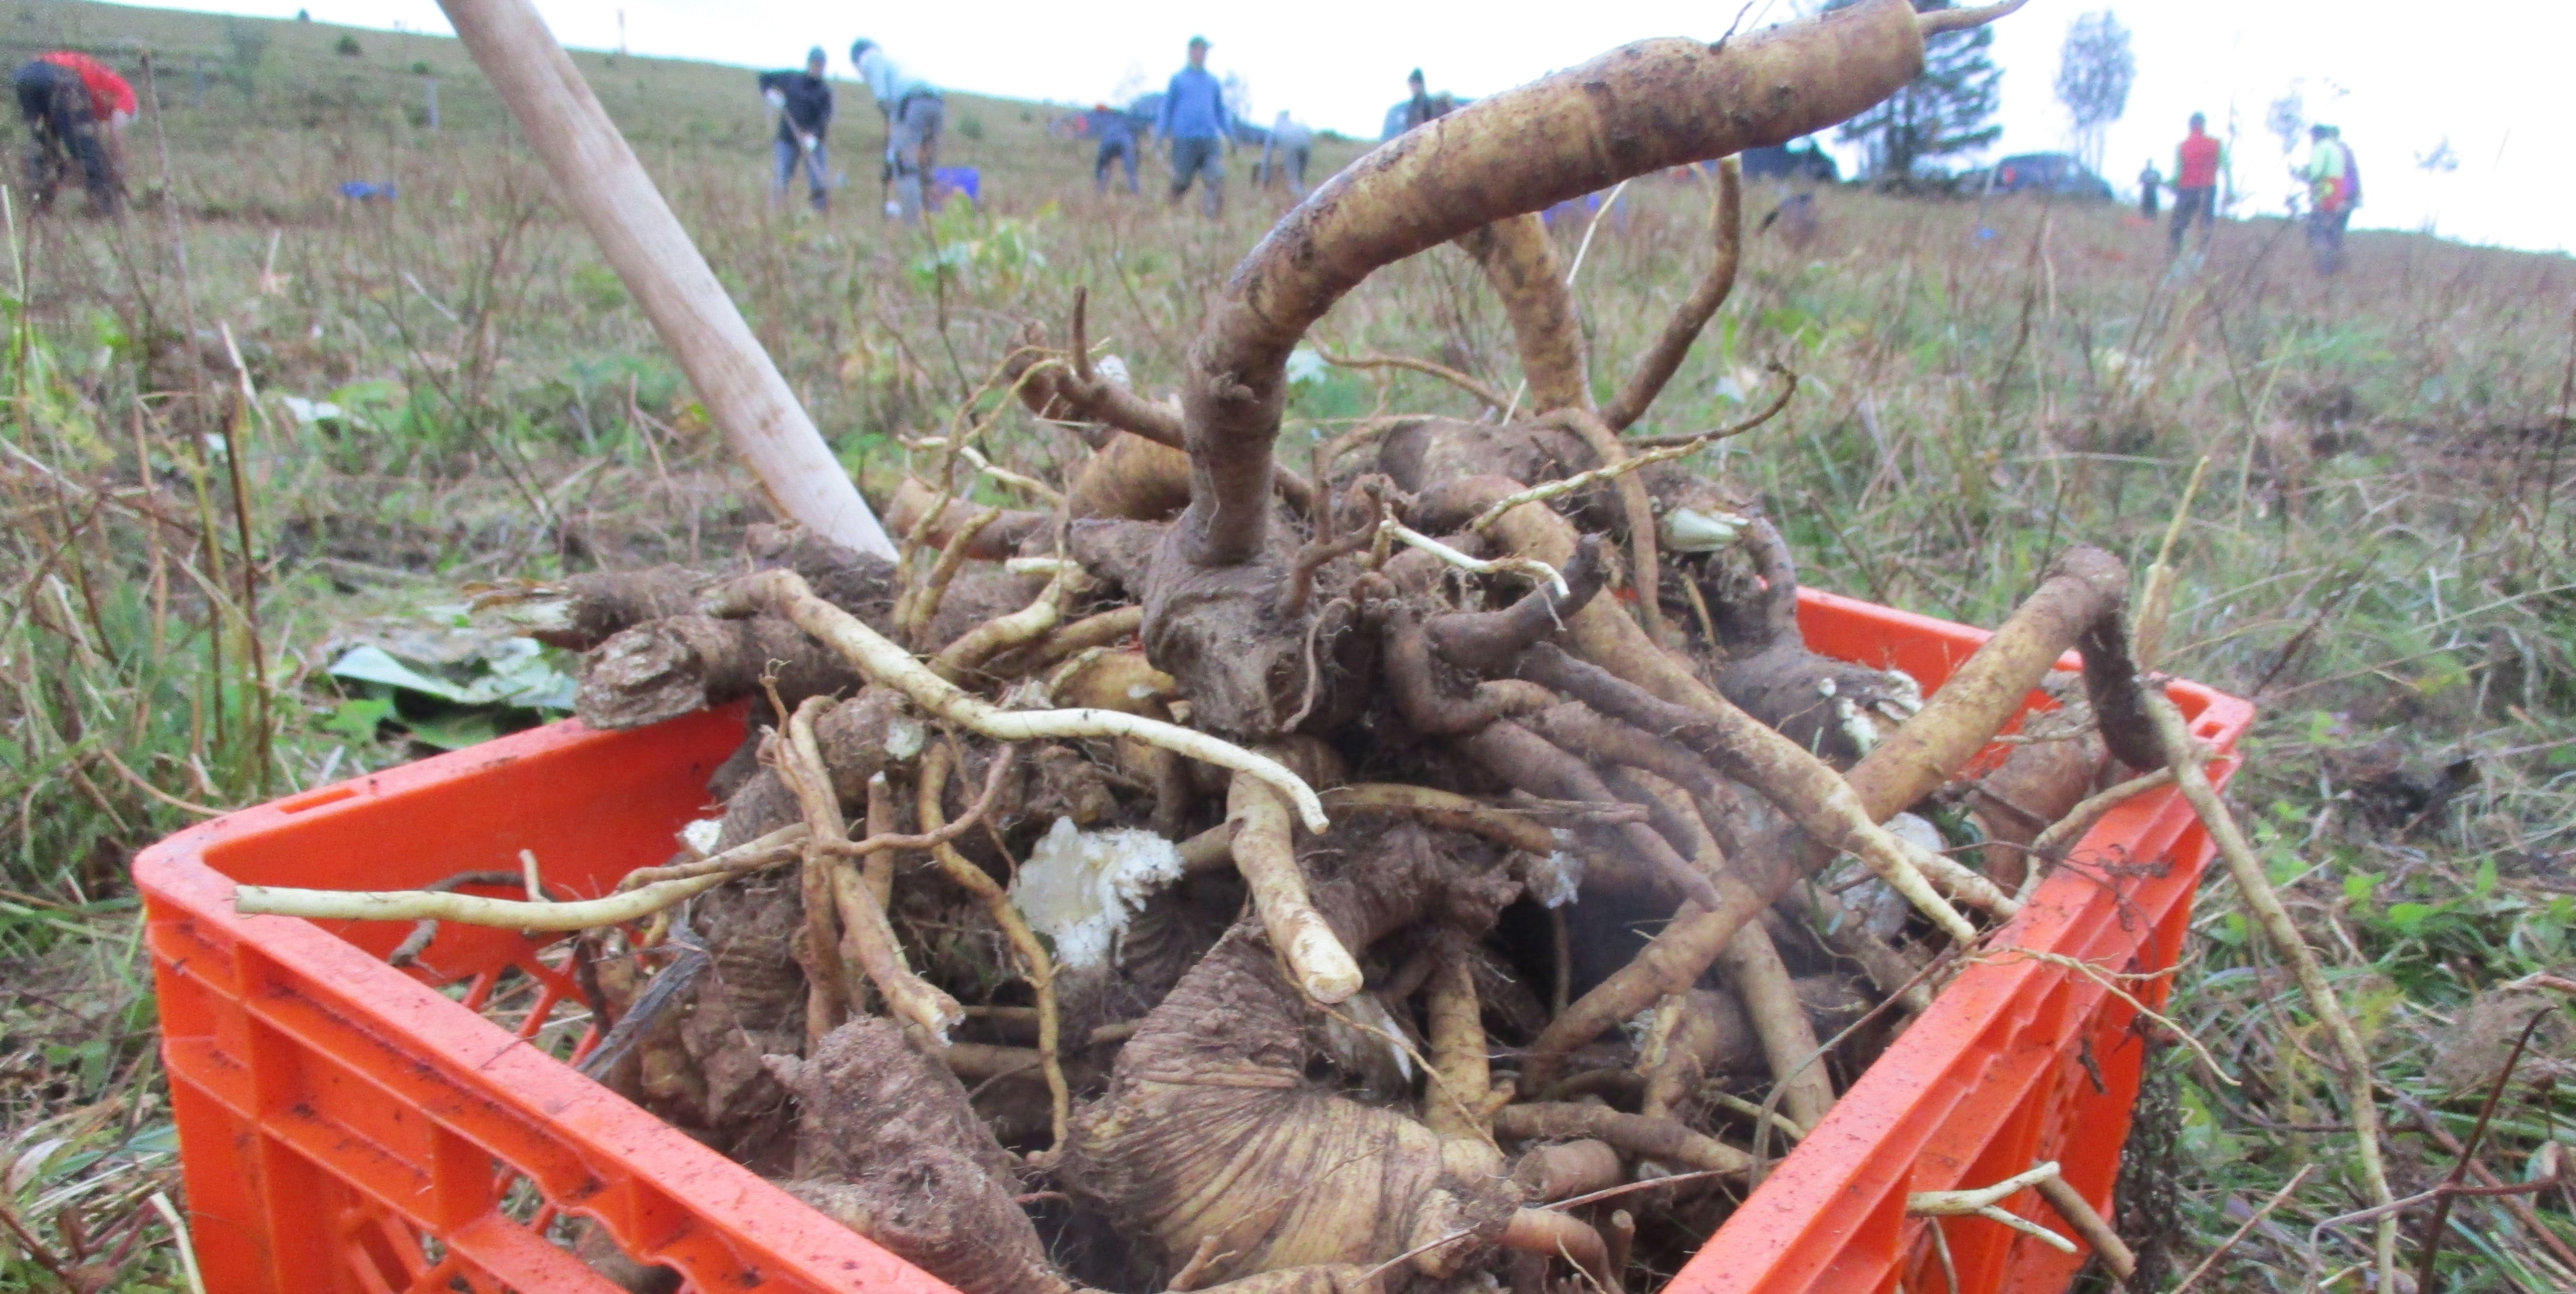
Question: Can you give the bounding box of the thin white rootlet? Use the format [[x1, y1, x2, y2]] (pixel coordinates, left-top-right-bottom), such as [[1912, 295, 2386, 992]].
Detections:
[[1009, 817, 1186, 969]]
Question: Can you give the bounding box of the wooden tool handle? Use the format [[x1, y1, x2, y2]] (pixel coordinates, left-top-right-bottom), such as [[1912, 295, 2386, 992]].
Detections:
[[437, 0, 895, 558]]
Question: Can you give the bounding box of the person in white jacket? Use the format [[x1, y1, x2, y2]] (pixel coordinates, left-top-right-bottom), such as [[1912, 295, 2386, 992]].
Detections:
[[850, 40, 944, 224]]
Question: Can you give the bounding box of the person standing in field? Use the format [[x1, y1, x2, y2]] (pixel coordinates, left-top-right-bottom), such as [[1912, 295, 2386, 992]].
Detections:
[[1089, 102, 1139, 195], [1261, 111, 1313, 197], [2301, 123, 2360, 275], [13, 51, 134, 217], [2137, 159, 2161, 219], [2169, 112, 2223, 254], [1156, 36, 1231, 218], [851, 39, 944, 225], [758, 48, 834, 213], [1400, 68, 1447, 133]]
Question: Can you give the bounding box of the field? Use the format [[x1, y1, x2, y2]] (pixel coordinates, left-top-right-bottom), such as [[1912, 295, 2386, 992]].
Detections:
[[5, 1, 2575, 1288]]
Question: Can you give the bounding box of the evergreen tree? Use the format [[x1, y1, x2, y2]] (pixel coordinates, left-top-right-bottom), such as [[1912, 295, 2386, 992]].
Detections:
[[1830, 0, 2003, 182]]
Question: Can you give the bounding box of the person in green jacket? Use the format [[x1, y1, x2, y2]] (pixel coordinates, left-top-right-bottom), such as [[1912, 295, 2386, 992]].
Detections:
[[2300, 124, 2360, 275]]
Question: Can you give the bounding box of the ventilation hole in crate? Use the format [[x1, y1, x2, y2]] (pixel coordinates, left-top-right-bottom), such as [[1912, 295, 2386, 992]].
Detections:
[[278, 784, 360, 814]]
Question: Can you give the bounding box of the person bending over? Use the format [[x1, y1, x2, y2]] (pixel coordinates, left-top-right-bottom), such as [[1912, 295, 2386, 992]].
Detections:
[[14, 51, 134, 217]]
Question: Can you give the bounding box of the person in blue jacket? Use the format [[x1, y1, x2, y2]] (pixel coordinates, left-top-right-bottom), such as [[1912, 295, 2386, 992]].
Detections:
[[1088, 103, 1139, 195], [757, 48, 833, 212], [1155, 36, 1231, 218]]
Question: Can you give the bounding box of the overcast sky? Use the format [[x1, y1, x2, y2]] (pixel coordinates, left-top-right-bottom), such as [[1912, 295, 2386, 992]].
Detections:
[[117, 0, 2573, 254]]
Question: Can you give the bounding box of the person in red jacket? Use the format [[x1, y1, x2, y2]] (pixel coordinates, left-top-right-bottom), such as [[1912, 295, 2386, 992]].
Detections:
[[2168, 112, 2224, 255], [13, 51, 135, 216]]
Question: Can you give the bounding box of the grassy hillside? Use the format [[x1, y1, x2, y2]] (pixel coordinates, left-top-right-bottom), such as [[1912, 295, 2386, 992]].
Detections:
[[3, 3, 2573, 1289]]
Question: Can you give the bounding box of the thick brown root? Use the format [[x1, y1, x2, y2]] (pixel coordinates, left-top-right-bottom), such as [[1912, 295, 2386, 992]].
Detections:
[[481, 565, 708, 650], [1510, 1139, 1624, 1203], [769, 1018, 1074, 1294], [1962, 674, 2108, 890], [1422, 940, 1494, 1143], [1463, 722, 1722, 912], [888, 476, 1051, 562], [1229, 769, 1364, 1005], [1066, 820, 1522, 1284], [485, 524, 894, 651], [1637, 990, 1763, 1121], [1615, 768, 1837, 1130], [1497, 1208, 1619, 1294], [1070, 432, 1198, 524], [1420, 535, 1609, 674], [1489, 1103, 1750, 1177], [1515, 644, 1997, 930], [1176, 0, 1957, 567], [1458, 215, 1589, 416], [577, 613, 858, 730], [1701, 518, 1919, 764], [1847, 544, 2128, 815]]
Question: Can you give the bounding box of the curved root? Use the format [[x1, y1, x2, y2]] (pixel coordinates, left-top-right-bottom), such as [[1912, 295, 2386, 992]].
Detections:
[[1229, 769, 1365, 1004], [707, 570, 1330, 831]]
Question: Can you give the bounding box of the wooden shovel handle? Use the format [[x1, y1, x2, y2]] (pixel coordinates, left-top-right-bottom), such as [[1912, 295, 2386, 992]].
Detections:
[[436, 0, 895, 558]]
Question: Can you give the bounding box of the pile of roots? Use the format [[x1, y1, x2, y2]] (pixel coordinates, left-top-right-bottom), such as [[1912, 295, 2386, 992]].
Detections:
[[249, 4, 2220, 1291]]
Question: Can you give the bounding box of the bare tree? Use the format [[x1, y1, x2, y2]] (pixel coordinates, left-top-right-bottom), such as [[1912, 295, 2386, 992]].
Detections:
[[2053, 10, 2134, 173], [2265, 83, 2306, 159]]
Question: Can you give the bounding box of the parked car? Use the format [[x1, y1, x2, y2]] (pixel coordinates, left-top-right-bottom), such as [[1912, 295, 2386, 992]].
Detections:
[[1979, 152, 2113, 201], [1742, 142, 1839, 183]]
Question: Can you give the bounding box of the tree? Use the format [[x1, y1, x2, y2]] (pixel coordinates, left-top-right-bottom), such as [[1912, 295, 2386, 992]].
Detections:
[[1220, 72, 1255, 131], [1832, 0, 2003, 182], [2264, 83, 2306, 159], [2053, 11, 2134, 173]]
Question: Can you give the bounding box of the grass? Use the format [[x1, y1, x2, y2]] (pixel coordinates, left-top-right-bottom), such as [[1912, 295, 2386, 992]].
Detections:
[[3, 1, 2573, 1288]]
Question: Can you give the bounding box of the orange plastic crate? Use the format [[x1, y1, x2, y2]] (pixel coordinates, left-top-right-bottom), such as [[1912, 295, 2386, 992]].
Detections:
[[137, 588, 2251, 1294]]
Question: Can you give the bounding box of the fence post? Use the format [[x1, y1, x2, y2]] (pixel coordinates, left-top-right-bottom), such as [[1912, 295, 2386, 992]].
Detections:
[[423, 75, 439, 129]]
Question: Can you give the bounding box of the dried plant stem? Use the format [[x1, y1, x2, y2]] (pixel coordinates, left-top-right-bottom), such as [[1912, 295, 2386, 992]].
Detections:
[[2131, 455, 2209, 671], [708, 570, 1329, 830], [900, 505, 1001, 646], [1318, 784, 1559, 855], [1317, 347, 1510, 411], [932, 565, 1081, 682], [1624, 768, 1836, 1128], [2141, 687, 2396, 1288], [1907, 1162, 2075, 1254], [919, 743, 1068, 1156], [2168, 1166, 2315, 1294], [2016, 768, 2176, 900], [215, 323, 273, 792], [2030, 1174, 2134, 1280], [612, 824, 807, 888], [1492, 1103, 1751, 1176], [1379, 519, 1567, 595], [239, 869, 735, 929], [1544, 408, 1666, 641]]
